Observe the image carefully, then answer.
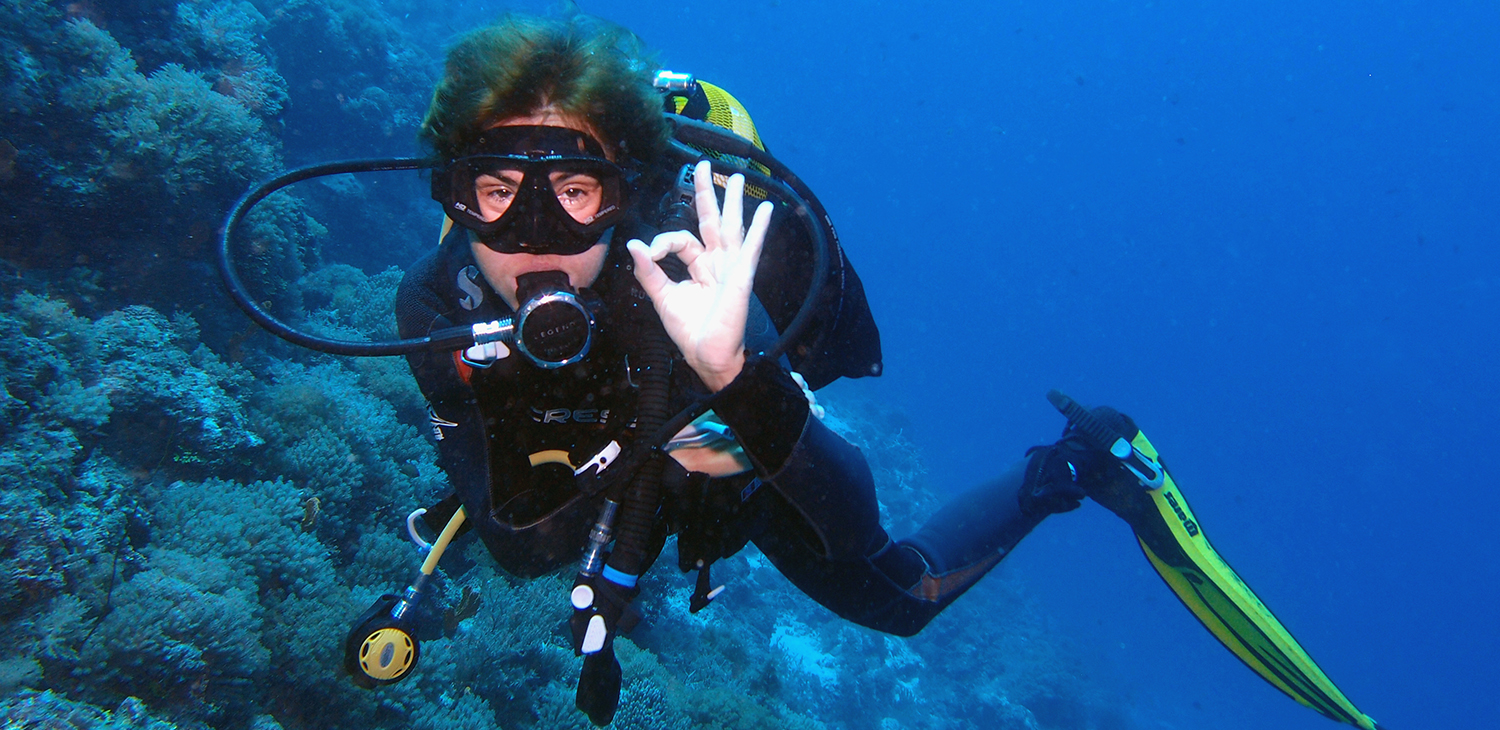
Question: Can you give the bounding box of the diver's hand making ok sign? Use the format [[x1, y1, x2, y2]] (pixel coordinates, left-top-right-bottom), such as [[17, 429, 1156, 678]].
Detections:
[[627, 160, 774, 392]]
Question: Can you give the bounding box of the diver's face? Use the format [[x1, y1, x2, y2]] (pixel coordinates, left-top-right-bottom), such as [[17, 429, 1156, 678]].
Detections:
[[469, 109, 611, 309]]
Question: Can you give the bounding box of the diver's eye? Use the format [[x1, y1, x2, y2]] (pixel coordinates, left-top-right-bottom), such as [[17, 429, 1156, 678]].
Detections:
[[550, 172, 604, 222], [480, 186, 514, 202], [550, 173, 601, 201], [473, 172, 522, 222]]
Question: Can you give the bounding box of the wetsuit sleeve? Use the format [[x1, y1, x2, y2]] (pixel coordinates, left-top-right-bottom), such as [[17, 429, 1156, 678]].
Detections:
[[395, 249, 492, 536], [710, 356, 885, 561]]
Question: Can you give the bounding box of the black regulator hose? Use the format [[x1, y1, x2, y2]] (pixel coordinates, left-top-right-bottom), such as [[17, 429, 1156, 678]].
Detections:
[[604, 323, 673, 577], [215, 157, 475, 356], [216, 139, 833, 366]]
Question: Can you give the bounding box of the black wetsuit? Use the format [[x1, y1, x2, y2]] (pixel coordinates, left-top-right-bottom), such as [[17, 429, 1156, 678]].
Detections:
[[396, 220, 1046, 636]]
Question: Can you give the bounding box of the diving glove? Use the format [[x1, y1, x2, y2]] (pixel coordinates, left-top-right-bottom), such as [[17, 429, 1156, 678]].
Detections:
[[1020, 403, 1151, 521]]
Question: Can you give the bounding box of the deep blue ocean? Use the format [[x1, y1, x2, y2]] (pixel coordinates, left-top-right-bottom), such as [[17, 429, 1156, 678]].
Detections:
[[3, 1, 1494, 729], [574, 2, 1495, 729]]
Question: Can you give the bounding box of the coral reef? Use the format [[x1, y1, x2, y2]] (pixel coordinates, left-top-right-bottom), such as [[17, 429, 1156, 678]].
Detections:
[[0, 1, 314, 326], [0, 689, 181, 730], [254, 0, 434, 161], [0, 287, 429, 729]]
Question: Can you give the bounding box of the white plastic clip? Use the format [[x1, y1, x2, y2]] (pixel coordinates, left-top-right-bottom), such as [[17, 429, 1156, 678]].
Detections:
[[582, 615, 608, 654], [406, 508, 432, 550], [574, 441, 621, 476], [571, 584, 595, 610]]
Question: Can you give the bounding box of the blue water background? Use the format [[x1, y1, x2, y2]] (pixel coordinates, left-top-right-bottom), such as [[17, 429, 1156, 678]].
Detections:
[[512, 2, 1499, 729]]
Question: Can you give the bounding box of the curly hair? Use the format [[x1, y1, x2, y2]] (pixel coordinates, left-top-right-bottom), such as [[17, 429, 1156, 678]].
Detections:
[[419, 14, 669, 167]]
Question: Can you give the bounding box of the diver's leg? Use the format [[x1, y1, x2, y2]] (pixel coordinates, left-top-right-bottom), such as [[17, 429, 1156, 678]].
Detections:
[[885, 443, 1088, 616], [749, 490, 935, 636], [750, 445, 1086, 636], [902, 437, 1094, 570], [905, 459, 1037, 573], [716, 358, 1093, 634]]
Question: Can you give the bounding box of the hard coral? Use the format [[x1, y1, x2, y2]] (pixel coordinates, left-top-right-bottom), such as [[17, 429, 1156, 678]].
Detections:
[[261, 0, 433, 160], [173, 2, 290, 120], [0, 689, 179, 730], [0, 294, 261, 484], [51, 20, 277, 207], [0, 4, 309, 318], [80, 547, 269, 725], [89, 306, 263, 469], [297, 265, 425, 420], [0, 488, 69, 619], [250, 359, 439, 547]]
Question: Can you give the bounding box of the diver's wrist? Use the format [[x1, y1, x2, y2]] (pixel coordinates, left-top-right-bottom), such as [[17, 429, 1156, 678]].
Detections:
[[709, 356, 809, 475], [697, 350, 747, 392]]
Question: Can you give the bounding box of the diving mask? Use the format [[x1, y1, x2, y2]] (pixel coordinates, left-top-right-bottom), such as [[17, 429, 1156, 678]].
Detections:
[[431, 126, 636, 255]]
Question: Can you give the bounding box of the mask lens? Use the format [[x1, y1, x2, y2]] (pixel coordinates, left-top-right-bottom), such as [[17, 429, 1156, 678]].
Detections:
[[549, 170, 606, 224], [471, 165, 525, 223]]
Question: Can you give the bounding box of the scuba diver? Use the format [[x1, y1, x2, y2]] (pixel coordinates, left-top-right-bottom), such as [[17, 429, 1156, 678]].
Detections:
[[217, 13, 1387, 730]]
